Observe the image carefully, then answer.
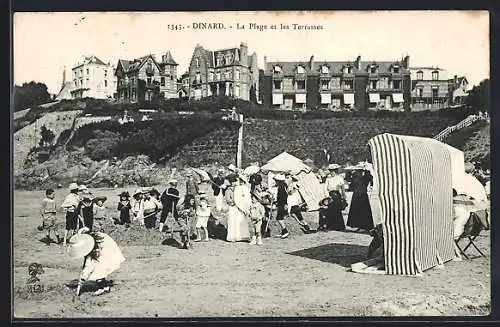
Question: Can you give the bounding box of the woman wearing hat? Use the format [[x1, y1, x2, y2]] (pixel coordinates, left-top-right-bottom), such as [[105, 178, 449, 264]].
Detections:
[[61, 183, 83, 246], [324, 164, 346, 199], [225, 173, 251, 242], [346, 168, 374, 232], [68, 228, 125, 297], [159, 180, 180, 232]]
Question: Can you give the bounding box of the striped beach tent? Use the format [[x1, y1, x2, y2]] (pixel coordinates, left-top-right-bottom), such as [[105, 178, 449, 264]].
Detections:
[[368, 133, 455, 275]]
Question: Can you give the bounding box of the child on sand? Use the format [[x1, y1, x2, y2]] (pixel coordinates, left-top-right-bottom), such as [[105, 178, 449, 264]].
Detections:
[[77, 192, 95, 231], [39, 188, 61, 245], [249, 192, 265, 245], [117, 191, 132, 227], [92, 196, 108, 231], [68, 227, 125, 297], [132, 189, 145, 227], [61, 183, 83, 246], [194, 197, 211, 242]]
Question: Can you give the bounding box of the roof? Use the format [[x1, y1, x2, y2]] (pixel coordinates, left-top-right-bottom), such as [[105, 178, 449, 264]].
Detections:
[[410, 67, 446, 71], [265, 59, 407, 74], [360, 61, 407, 73], [116, 55, 160, 74], [55, 82, 74, 100], [162, 51, 178, 66], [265, 61, 315, 75], [74, 55, 108, 68]]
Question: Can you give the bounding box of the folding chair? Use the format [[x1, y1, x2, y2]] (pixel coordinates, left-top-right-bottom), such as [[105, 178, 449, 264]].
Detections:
[[455, 210, 489, 260]]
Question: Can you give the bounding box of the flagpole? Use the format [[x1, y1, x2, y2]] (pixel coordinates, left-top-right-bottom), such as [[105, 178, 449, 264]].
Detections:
[[236, 113, 244, 169]]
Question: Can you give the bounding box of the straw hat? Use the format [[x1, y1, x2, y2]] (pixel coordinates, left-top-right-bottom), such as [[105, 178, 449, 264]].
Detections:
[[118, 191, 130, 198], [133, 188, 144, 197], [78, 185, 88, 192], [81, 191, 94, 201], [67, 233, 95, 259], [274, 174, 286, 181], [94, 195, 107, 203], [69, 182, 79, 191], [327, 164, 341, 170]]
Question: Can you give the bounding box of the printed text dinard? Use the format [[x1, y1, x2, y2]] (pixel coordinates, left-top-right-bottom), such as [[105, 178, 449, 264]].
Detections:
[[165, 22, 324, 31]]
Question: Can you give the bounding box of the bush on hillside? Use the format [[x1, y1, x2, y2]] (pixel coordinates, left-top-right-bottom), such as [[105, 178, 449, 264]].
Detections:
[[68, 117, 241, 163]]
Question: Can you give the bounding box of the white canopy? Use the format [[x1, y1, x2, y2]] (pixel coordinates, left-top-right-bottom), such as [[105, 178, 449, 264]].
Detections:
[[262, 152, 327, 211]]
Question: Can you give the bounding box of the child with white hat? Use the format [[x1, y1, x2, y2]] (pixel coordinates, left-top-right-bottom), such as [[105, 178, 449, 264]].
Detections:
[[68, 228, 125, 297], [132, 188, 145, 227], [61, 182, 83, 246]]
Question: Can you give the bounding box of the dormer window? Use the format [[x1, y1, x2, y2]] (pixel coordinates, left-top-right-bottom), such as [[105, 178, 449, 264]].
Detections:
[[297, 65, 305, 74], [344, 66, 352, 74], [417, 71, 423, 80], [370, 66, 377, 74], [273, 65, 282, 73], [321, 65, 329, 74], [393, 66, 400, 74], [432, 70, 439, 80], [216, 54, 224, 67]]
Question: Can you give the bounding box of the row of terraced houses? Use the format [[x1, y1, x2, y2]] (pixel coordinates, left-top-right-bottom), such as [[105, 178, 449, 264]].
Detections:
[[56, 42, 469, 112]]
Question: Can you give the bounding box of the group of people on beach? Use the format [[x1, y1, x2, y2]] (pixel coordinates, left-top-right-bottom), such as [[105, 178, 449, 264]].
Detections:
[[39, 161, 378, 250], [36, 161, 378, 297]]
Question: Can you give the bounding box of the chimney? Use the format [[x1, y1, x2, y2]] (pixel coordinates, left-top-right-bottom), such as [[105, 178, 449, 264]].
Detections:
[[403, 55, 410, 69], [309, 55, 314, 70], [356, 55, 361, 70], [264, 56, 267, 68], [454, 75, 458, 84]]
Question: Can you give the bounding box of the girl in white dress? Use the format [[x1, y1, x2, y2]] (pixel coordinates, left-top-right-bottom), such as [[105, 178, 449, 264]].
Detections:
[[194, 198, 211, 242]]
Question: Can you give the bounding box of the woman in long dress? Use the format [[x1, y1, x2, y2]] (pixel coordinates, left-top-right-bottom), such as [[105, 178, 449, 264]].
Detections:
[[225, 174, 251, 242], [346, 169, 374, 231]]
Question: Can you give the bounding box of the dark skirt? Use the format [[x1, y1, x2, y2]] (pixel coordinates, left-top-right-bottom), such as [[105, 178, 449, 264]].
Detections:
[[347, 192, 374, 230], [65, 211, 78, 230], [326, 197, 346, 231]]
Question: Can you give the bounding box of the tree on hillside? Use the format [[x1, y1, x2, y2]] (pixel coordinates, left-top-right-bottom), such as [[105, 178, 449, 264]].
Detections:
[[39, 124, 55, 147], [13, 82, 52, 112], [466, 79, 490, 113]]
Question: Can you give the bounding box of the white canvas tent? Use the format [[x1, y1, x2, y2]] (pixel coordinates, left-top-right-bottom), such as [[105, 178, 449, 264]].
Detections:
[[261, 152, 328, 211], [440, 144, 487, 202]]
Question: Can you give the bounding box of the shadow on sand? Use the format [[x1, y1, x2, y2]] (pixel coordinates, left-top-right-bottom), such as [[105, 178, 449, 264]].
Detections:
[[65, 279, 115, 294], [286, 243, 368, 268]]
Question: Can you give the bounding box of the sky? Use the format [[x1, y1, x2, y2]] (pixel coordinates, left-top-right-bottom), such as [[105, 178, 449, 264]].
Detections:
[[13, 11, 489, 95]]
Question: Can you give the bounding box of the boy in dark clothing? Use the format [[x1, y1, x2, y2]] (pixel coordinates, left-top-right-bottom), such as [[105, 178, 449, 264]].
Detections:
[[117, 191, 132, 227], [159, 180, 180, 232], [78, 192, 95, 231]]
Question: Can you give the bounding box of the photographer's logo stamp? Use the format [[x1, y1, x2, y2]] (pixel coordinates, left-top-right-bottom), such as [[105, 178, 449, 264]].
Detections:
[[26, 263, 45, 293]]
